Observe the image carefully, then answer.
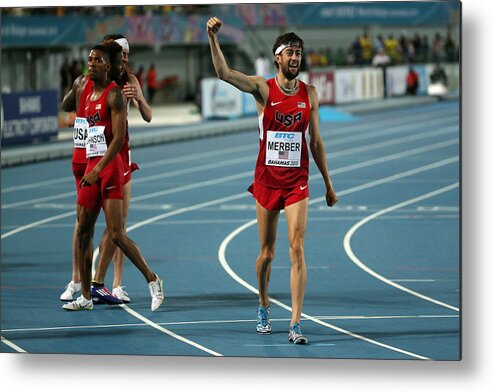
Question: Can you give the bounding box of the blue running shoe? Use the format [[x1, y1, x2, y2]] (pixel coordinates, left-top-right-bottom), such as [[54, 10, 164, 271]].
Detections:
[[91, 286, 123, 305], [288, 322, 308, 344], [256, 306, 271, 334]]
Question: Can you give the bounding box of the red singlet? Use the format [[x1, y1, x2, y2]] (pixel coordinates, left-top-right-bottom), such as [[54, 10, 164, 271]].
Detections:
[[253, 78, 311, 189], [77, 81, 124, 212]]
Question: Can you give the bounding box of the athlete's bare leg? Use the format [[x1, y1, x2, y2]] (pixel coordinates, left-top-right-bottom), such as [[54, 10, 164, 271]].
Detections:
[[76, 205, 100, 299], [102, 198, 156, 283], [255, 201, 280, 308], [284, 198, 309, 327], [112, 180, 131, 288], [93, 181, 131, 286], [71, 218, 81, 283]]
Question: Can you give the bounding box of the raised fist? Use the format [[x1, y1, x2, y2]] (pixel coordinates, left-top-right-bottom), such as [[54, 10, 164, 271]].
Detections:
[[207, 17, 222, 37]]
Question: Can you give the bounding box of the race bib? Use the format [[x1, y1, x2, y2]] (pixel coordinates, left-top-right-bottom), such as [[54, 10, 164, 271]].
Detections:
[[73, 117, 88, 149], [265, 131, 302, 167], [86, 126, 107, 158]]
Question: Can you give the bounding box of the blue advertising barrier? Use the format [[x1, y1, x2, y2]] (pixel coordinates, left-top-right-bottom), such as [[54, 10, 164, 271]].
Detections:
[[1, 90, 59, 146]]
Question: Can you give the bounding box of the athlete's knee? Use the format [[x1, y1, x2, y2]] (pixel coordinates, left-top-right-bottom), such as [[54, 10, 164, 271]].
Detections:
[[258, 248, 275, 265], [108, 227, 125, 247], [289, 240, 304, 265]]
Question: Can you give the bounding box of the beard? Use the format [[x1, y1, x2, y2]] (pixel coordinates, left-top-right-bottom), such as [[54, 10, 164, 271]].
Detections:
[[280, 61, 300, 80]]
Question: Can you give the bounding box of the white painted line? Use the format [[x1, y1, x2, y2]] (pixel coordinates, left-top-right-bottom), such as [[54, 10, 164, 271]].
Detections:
[[119, 304, 223, 357], [1, 211, 76, 240], [343, 183, 460, 312], [1, 314, 459, 334], [391, 279, 437, 282], [218, 157, 458, 360], [0, 106, 457, 195], [1, 336, 27, 353], [1, 119, 457, 209]]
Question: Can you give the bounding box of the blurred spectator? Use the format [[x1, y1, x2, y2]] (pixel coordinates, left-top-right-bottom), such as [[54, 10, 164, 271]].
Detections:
[[351, 36, 362, 65], [135, 66, 145, 87], [254, 52, 271, 77], [412, 33, 422, 61], [384, 34, 401, 64], [421, 35, 430, 63], [406, 66, 419, 95], [318, 49, 329, 67], [359, 33, 373, 65], [59, 59, 70, 102], [346, 47, 355, 66], [146, 64, 157, 103], [430, 63, 447, 85], [70, 60, 82, 86], [371, 47, 391, 67], [334, 48, 346, 66], [445, 32, 456, 62], [431, 32, 444, 63], [403, 37, 416, 63], [373, 34, 384, 52]]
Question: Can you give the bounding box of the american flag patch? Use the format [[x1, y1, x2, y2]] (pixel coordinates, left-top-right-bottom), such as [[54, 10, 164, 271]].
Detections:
[[279, 150, 289, 159], [95, 104, 102, 110], [298, 102, 306, 108]]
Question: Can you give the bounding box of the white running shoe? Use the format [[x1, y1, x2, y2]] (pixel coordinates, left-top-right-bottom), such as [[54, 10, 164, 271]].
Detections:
[[62, 295, 93, 311], [60, 281, 81, 301], [112, 286, 131, 302], [148, 275, 164, 312]]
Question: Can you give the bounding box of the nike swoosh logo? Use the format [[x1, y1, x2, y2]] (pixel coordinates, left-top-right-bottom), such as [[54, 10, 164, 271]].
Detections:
[[271, 101, 283, 106], [105, 186, 117, 190], [300, 185, 308, 190], [124, 170, 130, 176]]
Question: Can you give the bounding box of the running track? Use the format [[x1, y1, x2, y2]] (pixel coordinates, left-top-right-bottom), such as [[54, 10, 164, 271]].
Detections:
[[1, 100, 460, 360]]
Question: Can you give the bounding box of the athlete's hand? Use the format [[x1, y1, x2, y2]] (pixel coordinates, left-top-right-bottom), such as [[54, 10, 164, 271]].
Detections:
[[326, 187, 339, 207], [80, 169, 99, 188], [207, 17, 222, 37], [122, 82, 140, 101]]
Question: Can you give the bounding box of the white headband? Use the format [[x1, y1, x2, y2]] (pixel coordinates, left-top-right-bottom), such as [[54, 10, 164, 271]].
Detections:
[[274, 42, 302, 55], [115, 38, 130, 52]]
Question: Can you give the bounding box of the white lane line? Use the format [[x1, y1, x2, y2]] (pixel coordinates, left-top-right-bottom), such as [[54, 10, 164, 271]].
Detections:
[[1, 106, 457, 195], [1, 118, 457, 209], [343, 183, 460, 312], [218, 157, 458, 360], [391, 279, 436, 282], [2, 314, 459, 333], [1, 211, 76, 240], [2, 159, 457, 355], [119, 304, 223, 357], [1, 336, 27, 353]]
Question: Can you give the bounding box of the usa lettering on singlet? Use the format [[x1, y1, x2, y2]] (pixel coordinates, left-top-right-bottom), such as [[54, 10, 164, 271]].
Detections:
[[73, 117, 88, 149]]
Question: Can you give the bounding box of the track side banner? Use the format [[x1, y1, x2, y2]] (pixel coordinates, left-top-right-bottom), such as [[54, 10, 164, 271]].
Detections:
[[1, 90, 59, 146]]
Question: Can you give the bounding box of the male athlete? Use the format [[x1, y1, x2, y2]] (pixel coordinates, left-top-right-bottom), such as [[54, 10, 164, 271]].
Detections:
[[207, 17, 338, 344], [62, 45, 163, 311], [59, 42, 123, 303], [91, 34, 153, 303]]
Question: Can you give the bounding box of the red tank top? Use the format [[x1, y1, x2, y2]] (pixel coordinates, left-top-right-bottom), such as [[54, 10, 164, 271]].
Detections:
[[254, 78, 311, 189], [84, 81, 119, 159], [72, 77, 93, 164]]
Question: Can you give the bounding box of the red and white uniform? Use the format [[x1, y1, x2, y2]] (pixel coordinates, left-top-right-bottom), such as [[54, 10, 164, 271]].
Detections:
[[77, 81, 124, 212], [249, 78, 311, 210], [255, 78, 310, 188]]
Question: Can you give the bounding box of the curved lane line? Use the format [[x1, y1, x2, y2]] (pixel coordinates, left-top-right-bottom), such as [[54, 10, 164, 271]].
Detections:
[[343, 183, 460, 312]]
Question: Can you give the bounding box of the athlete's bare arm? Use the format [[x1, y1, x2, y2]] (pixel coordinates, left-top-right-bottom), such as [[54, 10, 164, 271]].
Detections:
[[122, 73, 152, 122], [207, 17, 269, 108], [62, 74, 87, 113], [80, 87, 127, 187], [306, 84, 338, 207]]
